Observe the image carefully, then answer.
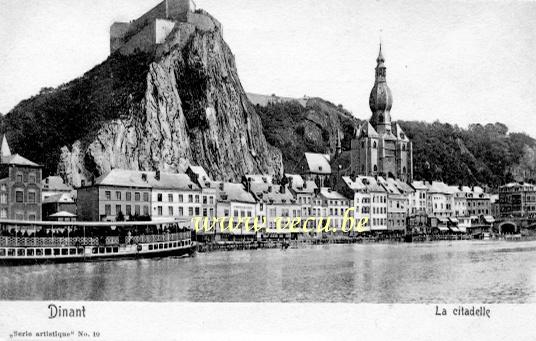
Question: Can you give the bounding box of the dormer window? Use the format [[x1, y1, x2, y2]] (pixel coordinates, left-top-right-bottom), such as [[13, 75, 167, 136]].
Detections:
[[319, 166, 323, 171], [401, 133, 405, 139]]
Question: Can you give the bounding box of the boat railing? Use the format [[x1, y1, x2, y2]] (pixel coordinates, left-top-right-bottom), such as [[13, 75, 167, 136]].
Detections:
[[0, 232, 190, 248], [0, 236, 99, 247]]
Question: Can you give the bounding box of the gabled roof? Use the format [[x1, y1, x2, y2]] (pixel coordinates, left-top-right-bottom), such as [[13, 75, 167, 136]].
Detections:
[[342, 175, 386, 193], [43, 193, 75, 204], [286, 174, 317, 194], [1, 135, 11, 157], [411, 180, 428, 190], [391, 123, 410, 142], [389, 178, 415, 194], [425, 181, 451, 194], [1, 154, 40, 167], [250, 182, 295, 204], [319, 187, 348, 201], [94, 169, 200, 190], [378, 177, 402, 195], [359, 122, 379, 138], [42, 176, 72, 192], [245, 174, 273, 184], [304, 153, 331, 175], [216, 182, 256, 204]]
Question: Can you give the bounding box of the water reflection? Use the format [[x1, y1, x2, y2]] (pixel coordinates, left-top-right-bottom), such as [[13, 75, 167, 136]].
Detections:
[[2, 240, 536, 303]]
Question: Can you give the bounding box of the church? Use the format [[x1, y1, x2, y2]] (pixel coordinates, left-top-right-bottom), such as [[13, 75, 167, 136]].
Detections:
[[350, 45, 413, 183]]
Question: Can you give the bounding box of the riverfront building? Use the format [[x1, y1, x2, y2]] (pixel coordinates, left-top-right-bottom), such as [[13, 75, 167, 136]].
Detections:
[[0, 135, 42, 221]]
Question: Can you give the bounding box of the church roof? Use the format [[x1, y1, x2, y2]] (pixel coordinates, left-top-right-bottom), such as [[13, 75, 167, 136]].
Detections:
[[359, 122, 379, 138], [304, 153, 331, 175], [392, 123, 410, 142]]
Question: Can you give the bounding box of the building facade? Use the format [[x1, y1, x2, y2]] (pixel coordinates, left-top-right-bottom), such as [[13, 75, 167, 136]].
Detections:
[[0, 135, 42, 221]]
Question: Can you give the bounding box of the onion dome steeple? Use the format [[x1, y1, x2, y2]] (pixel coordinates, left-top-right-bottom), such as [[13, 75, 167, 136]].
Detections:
[[369, 43, 393, 134]]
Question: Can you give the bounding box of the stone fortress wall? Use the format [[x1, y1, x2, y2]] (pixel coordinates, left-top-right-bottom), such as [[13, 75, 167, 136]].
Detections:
[[110, 0, 222, 55]]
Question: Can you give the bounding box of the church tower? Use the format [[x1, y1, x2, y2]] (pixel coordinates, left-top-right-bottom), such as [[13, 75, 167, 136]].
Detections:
[[350, 44, 413, 182]]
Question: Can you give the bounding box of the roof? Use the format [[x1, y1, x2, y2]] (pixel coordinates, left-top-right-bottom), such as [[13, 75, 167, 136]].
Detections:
[[319, 188, 348, 201], [93, 169, 199, 190], [48, 211, 77, 218], [42, 176, 72, 192], [411, 181, 428, 190], [250, 182, 296, 204], [245, 174, 273, 184], [188, 166, 209, 180], [342, 175, 386, 193], [1, 154, 40, 167], [358, 122, 379, 138], [378, 177, 401, 195], [392, 123, 410, 142], [392, 179, 415, 194], [286, 174, 317, 194], [425, 181, 451, 194], [1, 135, 11, 157], [217, 182, 256, 204], [304, 153, 331, 175], [43, 193, 75, 204]]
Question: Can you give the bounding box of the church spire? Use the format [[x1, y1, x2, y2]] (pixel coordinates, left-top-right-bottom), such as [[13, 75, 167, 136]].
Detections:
[[369, 43, 393, 134]]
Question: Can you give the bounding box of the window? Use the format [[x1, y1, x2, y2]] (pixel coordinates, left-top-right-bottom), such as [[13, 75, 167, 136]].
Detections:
[[143, 193, 149, 202], [373, 141, 377, 149], [188, 195, 193, 203], [168, 206, 173, 216], [28, 214, 36, 221], [179, 194, 184, 203], [105, 205, 111, 216], [126, 192, 132, 201], [0, 193, 7, 204], [28, 191, 36, 203], [143, 206, 149, 216], [15, 213, 23, 220], [116, 191, 121, 200], [157, 193, 163, 202], [0, 185, 5, 191], [209, 196, 214, 204], [195, 207, 200, 215], [116, 205, 121, 215], [203, 208, 207, 216], [203, 196, 207, 204], [135, 205, 140, 215], [188, 207, 193, 216], [15, 190, 23, 203], [168, 194, 173, 202], [157, 206, 163, 216], [105, 191, 111, 200], [135, 192, 140, 201], [126, 205, 132, 216], [179, 207, 184, 216], [28, 173, 36, 183], [0, 208, 6, 218], [16, 173, 23, 183], [373, 165, 378, 172]]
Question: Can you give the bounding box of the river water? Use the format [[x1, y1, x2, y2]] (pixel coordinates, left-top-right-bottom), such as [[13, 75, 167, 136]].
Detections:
[[1, 240, 536, 303]]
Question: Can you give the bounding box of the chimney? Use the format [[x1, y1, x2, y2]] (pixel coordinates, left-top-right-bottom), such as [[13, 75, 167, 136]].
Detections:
[[280, 185, 286, 194], [141, 173, 148, 182], [155, 169, 161, 181], [268, 186, 272, 193], [288, 177, 293, 189], [303, 181, 307, 189], [219, 183, 224, 191]]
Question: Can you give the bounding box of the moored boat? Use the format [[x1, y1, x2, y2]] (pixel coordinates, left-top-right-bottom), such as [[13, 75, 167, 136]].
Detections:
[[0, 219, 195, 265]]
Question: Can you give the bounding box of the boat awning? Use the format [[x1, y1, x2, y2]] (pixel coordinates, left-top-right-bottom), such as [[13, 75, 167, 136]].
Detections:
[[448, 217, 459, 224], [483, 216, 495, 224], [436, 226, 449, 232], [458, 226, 467, 233], [449, 227, 460, 233]]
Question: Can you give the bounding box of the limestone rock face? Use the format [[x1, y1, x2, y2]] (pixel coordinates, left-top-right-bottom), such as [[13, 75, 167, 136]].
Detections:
[[58, 13, 282, 186]]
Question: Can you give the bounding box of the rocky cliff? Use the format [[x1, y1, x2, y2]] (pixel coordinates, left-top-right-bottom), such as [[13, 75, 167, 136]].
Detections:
[[1, 11, 282, 186]]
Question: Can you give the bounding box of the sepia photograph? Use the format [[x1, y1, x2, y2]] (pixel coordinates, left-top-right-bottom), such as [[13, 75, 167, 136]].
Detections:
[[0, 0, 536, 339]]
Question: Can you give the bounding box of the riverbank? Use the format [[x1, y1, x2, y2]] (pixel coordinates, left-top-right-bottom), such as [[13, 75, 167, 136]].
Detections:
[[195, 233, 536, 253]]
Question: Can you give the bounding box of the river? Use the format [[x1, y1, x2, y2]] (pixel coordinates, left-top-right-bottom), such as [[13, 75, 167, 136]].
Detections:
[[1, 240, 536, 303]]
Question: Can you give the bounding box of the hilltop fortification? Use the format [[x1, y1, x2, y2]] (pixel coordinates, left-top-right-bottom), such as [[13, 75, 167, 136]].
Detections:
[[110, 0, 222, 55]]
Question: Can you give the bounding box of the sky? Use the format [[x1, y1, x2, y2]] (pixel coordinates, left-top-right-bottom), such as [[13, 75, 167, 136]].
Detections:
[[1, 0, 535, 137]]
